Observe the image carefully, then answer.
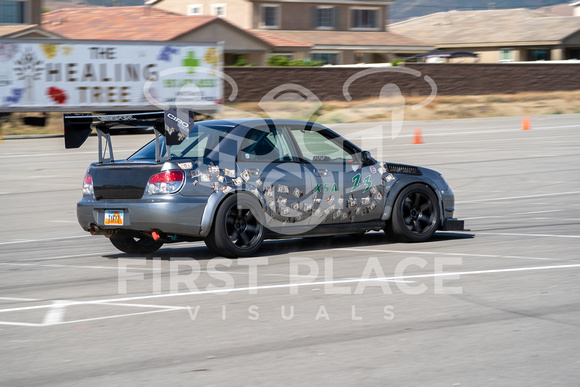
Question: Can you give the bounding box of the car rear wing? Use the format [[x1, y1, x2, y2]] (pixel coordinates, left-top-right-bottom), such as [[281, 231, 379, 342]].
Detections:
[[63, 109, 194, 163]]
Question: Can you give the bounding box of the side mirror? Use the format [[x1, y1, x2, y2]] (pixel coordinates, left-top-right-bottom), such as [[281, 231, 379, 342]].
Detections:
[[361, 150, 372, 165]]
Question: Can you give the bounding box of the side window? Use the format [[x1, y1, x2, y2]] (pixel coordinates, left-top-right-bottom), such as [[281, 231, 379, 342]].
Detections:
[[239, 127, 293, 162], [291, 128, 354, 163]]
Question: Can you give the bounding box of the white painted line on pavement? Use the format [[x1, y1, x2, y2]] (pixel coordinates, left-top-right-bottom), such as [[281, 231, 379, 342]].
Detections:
[[331, 248, 561, 261], [0, 262, 162, 271], [0, 235, 91, 246], [12, 262, 580, 311], [457, 191, 580, 204], [462, 209, 569, 220], [97, 302, 187, 310], [0, 297, 42, 302], [474, 232, 580, 239], [2, 262, 580, 327], [41, 301, 70, 326], [0, 149, 136, 159]]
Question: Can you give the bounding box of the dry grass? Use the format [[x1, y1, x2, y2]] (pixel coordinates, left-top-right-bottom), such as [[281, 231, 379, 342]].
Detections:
[[2, 91, 580, 136]]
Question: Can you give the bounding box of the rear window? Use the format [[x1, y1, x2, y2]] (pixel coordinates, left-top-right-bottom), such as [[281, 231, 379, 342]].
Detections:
[[129, 122, 233, 160]]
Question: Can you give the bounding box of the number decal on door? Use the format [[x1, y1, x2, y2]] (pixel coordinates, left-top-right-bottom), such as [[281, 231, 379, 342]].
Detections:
[[352, 174, 361, 192], [352, 174, 373, 193]]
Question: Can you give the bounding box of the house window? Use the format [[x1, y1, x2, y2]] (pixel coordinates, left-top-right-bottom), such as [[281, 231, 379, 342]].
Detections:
[[567, 48, 580, 60], [211, 4, 226, 17], [315, 7, 335, 29], [351, 8, 377, 29], [311, 52, 339, 65], [261, 5, 279, 28], [528, 49, 550, 61], [187, 4, 203, 15], [0, 0, 26, 23], [499, 48, 514, 62]]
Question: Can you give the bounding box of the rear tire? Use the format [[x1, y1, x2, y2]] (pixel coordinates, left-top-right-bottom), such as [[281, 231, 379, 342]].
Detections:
[[205, 194, 265, 258], [387, 184, 440, 242], [109, 235, 164, 254]]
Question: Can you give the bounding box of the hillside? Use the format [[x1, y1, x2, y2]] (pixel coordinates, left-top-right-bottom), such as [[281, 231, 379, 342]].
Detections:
[[390, 0, 569, 22]]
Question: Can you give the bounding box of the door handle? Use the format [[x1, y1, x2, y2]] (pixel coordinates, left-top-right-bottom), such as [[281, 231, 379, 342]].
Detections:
[[248, 168, 261, 176], [316, 168, 330, 177]]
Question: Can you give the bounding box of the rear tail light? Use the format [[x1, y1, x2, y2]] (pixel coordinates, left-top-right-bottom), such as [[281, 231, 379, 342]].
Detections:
[[83, 172, 94, 196], [146, 170, 184, 195]]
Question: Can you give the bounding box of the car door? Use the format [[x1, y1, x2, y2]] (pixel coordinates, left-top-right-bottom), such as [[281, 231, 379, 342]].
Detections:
[[236, 123, 314, 232], [286, 124, 384, 227]]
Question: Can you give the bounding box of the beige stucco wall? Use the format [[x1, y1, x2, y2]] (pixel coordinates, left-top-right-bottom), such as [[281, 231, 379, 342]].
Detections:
[[280, 3, 313, 30], [176, 22, 269, 52], [551, 48, 564, 60], [154, 0, 253, 28]]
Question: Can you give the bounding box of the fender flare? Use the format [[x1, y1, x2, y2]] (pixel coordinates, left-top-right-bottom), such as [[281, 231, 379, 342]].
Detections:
[[199, 189, 265, 237]]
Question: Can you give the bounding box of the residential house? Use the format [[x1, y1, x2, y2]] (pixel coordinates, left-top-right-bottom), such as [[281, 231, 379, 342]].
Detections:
[[390, 8, 580, 63], [40, 6, 312, 65], [149, 0, 433, 64]]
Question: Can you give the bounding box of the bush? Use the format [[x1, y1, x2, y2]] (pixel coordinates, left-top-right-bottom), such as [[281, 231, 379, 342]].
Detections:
[[267, 55, 290, 66], [233, 56, 248, 66], [267, 56, 324, 67], [288, 58, 323, 66], [390, 58, 405, 67]]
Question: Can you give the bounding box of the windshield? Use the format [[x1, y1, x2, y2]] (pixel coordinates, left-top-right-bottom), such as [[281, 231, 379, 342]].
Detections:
[[129, 122, 234, 160]]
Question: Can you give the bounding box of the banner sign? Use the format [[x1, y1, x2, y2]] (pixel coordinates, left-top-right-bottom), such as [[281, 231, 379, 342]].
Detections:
[[0, 39, 223, 113]]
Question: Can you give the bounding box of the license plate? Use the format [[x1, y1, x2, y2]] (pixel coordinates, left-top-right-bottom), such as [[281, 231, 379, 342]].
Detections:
[[104, 210, 124, 225]]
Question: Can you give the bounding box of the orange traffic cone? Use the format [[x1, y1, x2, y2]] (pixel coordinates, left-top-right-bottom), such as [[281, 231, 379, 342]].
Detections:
[[412, 129, 423, 144], [521, 117, 531, 130]]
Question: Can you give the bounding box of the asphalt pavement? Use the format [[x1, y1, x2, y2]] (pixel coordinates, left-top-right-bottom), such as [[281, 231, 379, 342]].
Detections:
[[0, 114, 579, 386]]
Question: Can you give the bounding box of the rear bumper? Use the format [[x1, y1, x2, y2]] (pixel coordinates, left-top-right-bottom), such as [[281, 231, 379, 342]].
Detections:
[[77, 195, 208, 237]]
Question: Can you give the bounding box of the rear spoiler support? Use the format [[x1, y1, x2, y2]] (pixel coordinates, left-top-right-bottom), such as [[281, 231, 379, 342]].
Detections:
[[153, 129, 172, 163], [96, 127, 114, 164]]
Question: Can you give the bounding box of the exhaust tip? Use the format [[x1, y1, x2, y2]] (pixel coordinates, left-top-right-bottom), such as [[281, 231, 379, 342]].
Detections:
[[89, 225, 115, 237]]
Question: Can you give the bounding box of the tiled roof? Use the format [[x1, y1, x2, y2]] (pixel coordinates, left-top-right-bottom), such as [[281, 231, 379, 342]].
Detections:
[[251, 30, 432, 48], [42, 6, 220, 41], [251, 31, 312, 48], [41, 6, 310, 49], [390, 9, 580, 46]]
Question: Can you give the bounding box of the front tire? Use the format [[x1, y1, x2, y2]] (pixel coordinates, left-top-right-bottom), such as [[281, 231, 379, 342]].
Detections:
[[109, 235, 164, 254], [205, 194, 265, 258], [387, 184, 440, 242]]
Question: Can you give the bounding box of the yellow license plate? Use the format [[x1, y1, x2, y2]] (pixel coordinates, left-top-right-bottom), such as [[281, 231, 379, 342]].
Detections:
[[104, 210, 124, 225]]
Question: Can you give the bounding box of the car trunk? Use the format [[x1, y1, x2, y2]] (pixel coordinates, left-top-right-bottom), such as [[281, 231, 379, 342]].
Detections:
[[90, 162, 163, 200]]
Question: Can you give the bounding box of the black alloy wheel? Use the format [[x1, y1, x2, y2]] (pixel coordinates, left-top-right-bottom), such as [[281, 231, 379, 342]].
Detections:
[[387, 183, 440, 242], [205, 194, 265, 257]]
